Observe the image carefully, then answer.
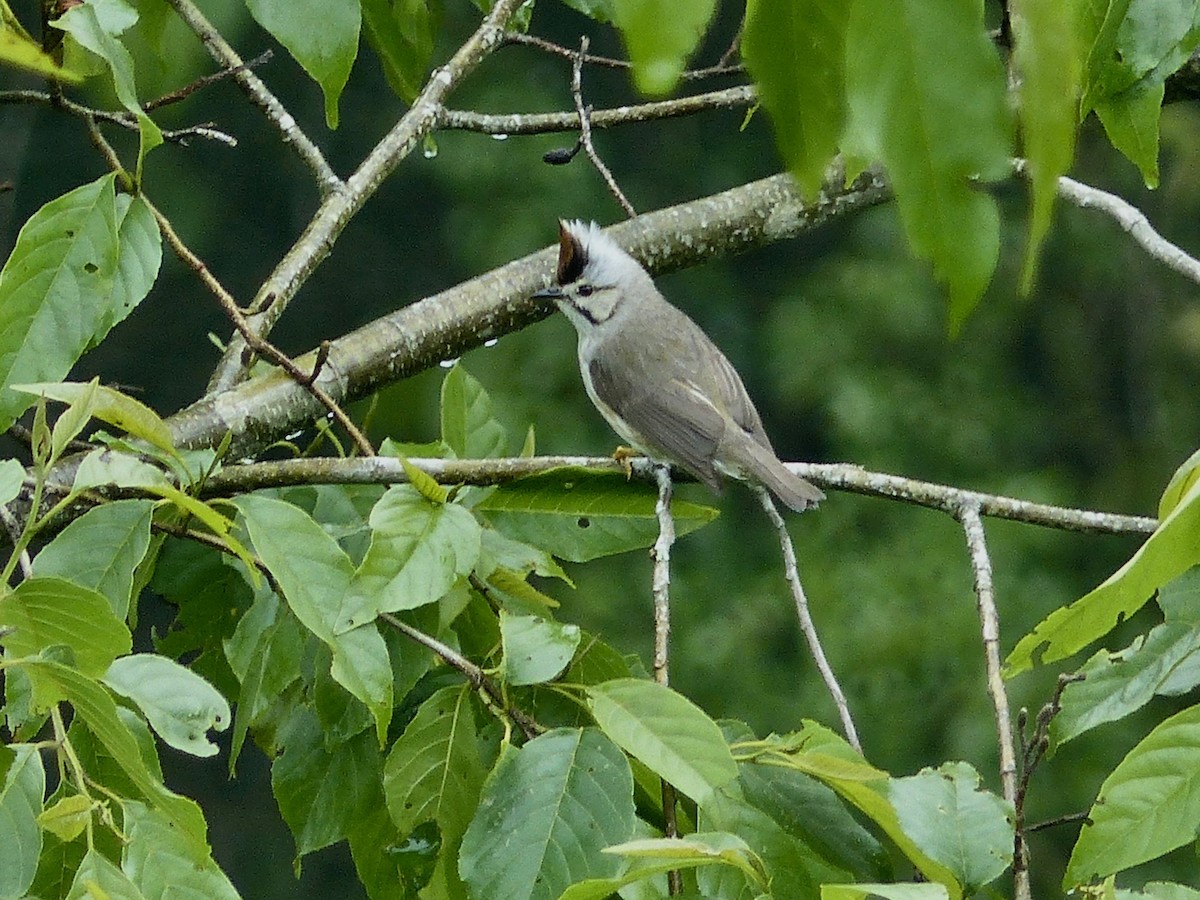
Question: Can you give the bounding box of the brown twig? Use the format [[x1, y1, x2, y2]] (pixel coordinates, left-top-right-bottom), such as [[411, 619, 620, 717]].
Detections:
[[143, 49, 273, 111], [571, 37, 637, 218], [503, 30, 743, 80], [378, 611, 540, 740]]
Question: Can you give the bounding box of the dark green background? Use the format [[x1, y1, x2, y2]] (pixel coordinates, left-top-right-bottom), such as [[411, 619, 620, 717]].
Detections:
[[4, 0, 1200, 895]]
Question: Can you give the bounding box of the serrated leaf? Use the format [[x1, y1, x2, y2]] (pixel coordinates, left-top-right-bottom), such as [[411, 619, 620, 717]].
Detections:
[[1006, 471, 1200, 676], [14, 380, 175, 456], [887, 762, 1013, 892], [383, 685, 484, 841], [234, 494, 393, 744], [244, 0, 359, 127], [38, 793, 94, 842], [53, 0, 163, 174], [610, 0, 717, 96], [440, 364, 508, 459], [0, 745, 44, 898], [21, 659, 209, 850], [1012, 0, 1082, 289], [587, 678, 737, 805], [400, 456, 448, 503], [102, 654, 230, 758], [343, 486, 481, 630], [68, 848, 146, 900], [33, 498, 154, 619], [477, 468, 718, 562], [0, 23, 82, 81], [607, 832, 768, 886], [844, 0, 1011, 328], [108, 193, 161, 331], [1066, 702, 1200, 886], [1095, 78, 1163, 187], [361, 0, 438, 103], [0, 576, 131, 675], [459, 728, 635, 900], [121, 801, 237, 899], [743, 0, 847, 196], [271, 707, 382, 858], [500, 611, 580, 685], [0, 175, 119, 430]]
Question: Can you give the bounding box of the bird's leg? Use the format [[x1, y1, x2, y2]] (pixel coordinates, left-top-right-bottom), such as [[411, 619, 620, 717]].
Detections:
[[612, 445, 640, 479]]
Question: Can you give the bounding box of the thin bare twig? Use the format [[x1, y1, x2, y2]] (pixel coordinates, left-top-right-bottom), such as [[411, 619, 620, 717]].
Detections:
[[503, 30, 742, 80], [755, 485, 861, 752], [0, 504, 33, 580], [571, 37, 636, 218], [957, 502, 1019, 892], [378, 612, 540, 740], [143, 49, 273, 111]]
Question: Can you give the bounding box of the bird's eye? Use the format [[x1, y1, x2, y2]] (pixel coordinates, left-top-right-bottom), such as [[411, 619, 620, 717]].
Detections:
[[577, 284, 594, 297]]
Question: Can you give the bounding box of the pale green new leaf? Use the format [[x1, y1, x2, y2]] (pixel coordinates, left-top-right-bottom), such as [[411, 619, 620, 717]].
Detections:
[[67, 849, 146, 900], [477, 468, 718, 562], [459, 728, 635, 900], [14, 380, 175, 456], [0, 745, 44, 899], [102, 654, 231, 758], [0, 576, 131, 676], [610, 0, 717, 96], [38, 794, 93, 843], [0, 457, 23, 506], [382, 685, 484, 841], [53, 0, 163, 173], [500, 611, 580, 685], [1066, 703, 1200, 886], [32, 498, 154, 619], [441, 363, 508, 459], [887, 762, 1013, 892], [844, 0, 1011, 328], [121, 801, 238, 899], [1012, 0, 1082, 288], [244, 0, 359, 128], [608, 832, 769, 886], [1006, 470, 1200, 675], [822, 885, 949, 900], [743, 0, 847, 196], [0, 175, 119, 429], [0, 23, 81, 81], [587, 678, 737, 805], [108, 193, 161, 332]]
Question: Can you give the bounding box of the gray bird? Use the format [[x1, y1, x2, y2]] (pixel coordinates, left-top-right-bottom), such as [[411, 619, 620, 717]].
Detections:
[[534, 219, 824, 512]]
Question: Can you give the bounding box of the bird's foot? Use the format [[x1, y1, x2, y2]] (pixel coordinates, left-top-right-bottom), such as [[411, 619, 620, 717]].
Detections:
[[612, 446, 640, 479]]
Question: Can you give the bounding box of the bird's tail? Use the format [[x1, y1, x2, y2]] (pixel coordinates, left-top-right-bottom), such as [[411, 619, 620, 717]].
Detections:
[[736, 438, 825, 512]]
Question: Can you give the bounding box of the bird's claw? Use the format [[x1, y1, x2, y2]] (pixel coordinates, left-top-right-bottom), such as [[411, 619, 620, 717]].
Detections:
[[612, 446, 639, 480]]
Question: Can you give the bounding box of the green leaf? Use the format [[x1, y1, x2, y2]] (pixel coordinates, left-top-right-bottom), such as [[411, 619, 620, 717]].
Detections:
[[0, 175, 120, 430], [0, 745, 44, 899], [344, 485, 481, 629], [1078, 0, 1132, 115], [67, 849, 146, 900], [362, 0, 439, 103], [459, 728, 636, 900], [1066, 702, 1200, 886], [383, 685, 484, 841], [844, 0, 1011, 328], [108, 193, 162, 332], [1011, 0, 1082, 288], [0, 576, 131, 675], [821, 885, 950, 900], [607, 832, 769, 885], [38, 793, 94, 843], [1160, 448, 1200, 520], [1095, 78, 1164, 187], [271, 706, 382, 857], [499, 611, 580, 685], [477, 468, 718, 562], [0, 457, 24, 506], [0, 22, 82, 81], [53, 0, 163, 174], [559, 0, 614, 22], [33, 498, 154, 619], [1053, 572, 1200, 744], [244, 0, 360, 128], [121, 801, 238, 899], [610, 0, 717, 96], [21, 659, 209, 850], [102, 654, 230, 758], [886, 762, 1013, 892], [14, 380, 176, 456], [440, 364, 508, 459], [743, 0, 848, 196], [587, 678, 737, 805], [1006, 470, 1200, 675]]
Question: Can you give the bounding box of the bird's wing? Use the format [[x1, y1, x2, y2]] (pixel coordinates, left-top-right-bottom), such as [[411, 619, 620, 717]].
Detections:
[[587, 354, 725, 491]]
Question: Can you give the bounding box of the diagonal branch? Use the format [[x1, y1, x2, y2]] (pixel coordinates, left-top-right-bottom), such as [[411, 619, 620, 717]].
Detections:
[[205, 0, 530, 394]]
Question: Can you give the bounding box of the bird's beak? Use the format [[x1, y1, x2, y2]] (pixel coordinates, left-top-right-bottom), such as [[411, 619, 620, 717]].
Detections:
[[532, 284, 564, 301]]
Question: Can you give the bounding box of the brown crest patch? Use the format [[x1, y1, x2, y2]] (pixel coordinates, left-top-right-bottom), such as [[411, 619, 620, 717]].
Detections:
[[556, 221, 587, 285]]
